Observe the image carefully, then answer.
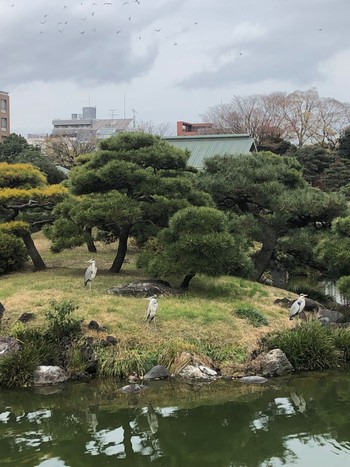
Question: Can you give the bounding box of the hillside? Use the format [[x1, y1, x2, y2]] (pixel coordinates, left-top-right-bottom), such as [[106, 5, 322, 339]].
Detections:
[[0, 233, 295, 366]]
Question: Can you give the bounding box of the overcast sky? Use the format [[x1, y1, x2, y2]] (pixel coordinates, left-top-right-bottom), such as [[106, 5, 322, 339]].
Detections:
[[1, 0, 350, 136]]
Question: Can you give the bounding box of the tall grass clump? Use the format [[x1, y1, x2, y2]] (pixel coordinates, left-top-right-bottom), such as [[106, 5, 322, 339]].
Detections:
[[0, 342, 41, 388], [234, 306, 269, 327], [263, 321, 341, 370], [332, 327, 350, 361], [97, 346, 155, 378]]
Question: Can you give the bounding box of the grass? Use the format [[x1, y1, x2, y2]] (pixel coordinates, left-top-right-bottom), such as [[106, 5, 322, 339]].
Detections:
[[0, 232, 296, 371]]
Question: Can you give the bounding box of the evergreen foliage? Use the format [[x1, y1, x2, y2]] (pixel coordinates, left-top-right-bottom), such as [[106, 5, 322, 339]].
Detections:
[[0, 231, 27, 274], [138, 206, 252, 289], [198, 152, 346, 281], [48, 132, 212, 272]]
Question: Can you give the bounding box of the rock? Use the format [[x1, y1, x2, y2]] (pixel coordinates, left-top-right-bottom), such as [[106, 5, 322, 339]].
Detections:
[[0, 337, 21, 359], [179, 364, 217, 380], [318, 316, 330, 326], [33, 366, 69, 386], [87, 320, 100, 331], [18, 312, 35, 323], [143, 365, 170, 380], [0, 302, 5, 320], [239, 376, 268, 384], [249, 349, 294, 377], [107, 279, 182, 297], [106, 335, 118, 345], [274, 297, 320, 312], [304, 298, 320, 312], [198, 365, 217, 377], [319, 308, 345, 323]]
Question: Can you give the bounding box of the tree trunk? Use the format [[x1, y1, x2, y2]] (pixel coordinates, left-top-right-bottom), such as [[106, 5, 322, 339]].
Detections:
[[21, 231, 47, 271], [109, 224, 131, 273], [85, 227, 97, 253], [249, 236, 277, 282], [180, 272, 196, 290]]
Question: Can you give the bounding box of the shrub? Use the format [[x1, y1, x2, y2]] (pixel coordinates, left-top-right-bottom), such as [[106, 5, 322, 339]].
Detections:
[[45, 299, 82, 340], [0, 232, 27, 274], [234, 306, 269, 327], [263, 321, 342, 370]]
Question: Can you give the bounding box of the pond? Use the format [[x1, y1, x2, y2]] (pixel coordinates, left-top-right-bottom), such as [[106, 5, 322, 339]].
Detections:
[[1, 371, 350, 466]]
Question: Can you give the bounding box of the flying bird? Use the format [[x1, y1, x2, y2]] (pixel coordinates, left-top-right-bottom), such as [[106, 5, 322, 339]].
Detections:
[[154, 28, 161, 32], [84, 259, 97, 290], [146, 295, 158, 328], [289, 293, 308, 320]]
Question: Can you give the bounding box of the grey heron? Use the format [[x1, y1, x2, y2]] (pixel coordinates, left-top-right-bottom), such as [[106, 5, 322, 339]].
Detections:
[[84, 259, 97, 290], [146, 295, 158, 328], [289, 293, 307, 320]]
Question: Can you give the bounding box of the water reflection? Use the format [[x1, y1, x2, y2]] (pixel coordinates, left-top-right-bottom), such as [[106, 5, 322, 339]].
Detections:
[[1, 372, 350, 466]]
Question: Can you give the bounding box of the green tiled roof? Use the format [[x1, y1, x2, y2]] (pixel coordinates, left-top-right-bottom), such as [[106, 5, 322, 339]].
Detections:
[[164, 134, 255, 169]]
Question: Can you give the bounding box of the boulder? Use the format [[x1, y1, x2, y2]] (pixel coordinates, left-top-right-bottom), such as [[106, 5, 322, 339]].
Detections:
[[0, 337, 21, 359], [179, 364, 217, 380], [319, 308, 345, 323], [107, 279, 182, 297], [33, 366, 69, 386], [143, 365, 170, 380], [249, 349, 294, 377]]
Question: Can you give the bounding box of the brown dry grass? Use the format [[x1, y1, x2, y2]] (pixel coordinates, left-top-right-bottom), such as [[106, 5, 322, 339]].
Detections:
[[0, 232, 296, 364]]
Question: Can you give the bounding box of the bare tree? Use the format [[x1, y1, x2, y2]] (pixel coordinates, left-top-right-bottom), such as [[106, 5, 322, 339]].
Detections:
[[44, 135, 98, 168], [134, 120, 171, 137], [202, 88, 350, 148], [313, 98, 350, 148]]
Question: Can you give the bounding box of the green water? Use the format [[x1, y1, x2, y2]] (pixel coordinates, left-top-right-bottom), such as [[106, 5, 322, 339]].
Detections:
[[1, 371, 350, 466]]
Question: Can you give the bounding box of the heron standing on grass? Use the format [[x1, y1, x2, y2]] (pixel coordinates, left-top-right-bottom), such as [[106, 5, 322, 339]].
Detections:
[[146, 295, 158, 328], [289, 293, 307, 320], [84, 259, 97, 290]]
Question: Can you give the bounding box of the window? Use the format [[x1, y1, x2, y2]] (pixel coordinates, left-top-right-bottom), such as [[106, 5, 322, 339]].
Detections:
[[1, 117, 7, 130], [0, 99, 7, 111]]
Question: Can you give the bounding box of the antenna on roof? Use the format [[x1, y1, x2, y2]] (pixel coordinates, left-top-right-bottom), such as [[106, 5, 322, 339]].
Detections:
[[123, 92, 126, 119]]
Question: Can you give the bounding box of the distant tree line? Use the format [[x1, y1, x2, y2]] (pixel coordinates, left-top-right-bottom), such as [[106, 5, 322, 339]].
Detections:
[[202, 87, 350, 149]]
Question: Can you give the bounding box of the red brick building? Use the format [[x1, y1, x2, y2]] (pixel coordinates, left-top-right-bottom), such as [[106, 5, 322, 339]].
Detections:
[[177, 120, 213, 136]]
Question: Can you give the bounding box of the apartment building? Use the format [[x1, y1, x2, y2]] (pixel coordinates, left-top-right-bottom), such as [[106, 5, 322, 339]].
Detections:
[[52, 106, 133, 140], [0, 91, 10, 142]]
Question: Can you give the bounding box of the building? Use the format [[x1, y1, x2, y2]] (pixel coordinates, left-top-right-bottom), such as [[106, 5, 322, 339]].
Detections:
[[177, 120, 213, 136], [52, 106, 133, 140], [0, 91, 10, 142], [26, 133, 49, 147], [164, 133, 256, 170]]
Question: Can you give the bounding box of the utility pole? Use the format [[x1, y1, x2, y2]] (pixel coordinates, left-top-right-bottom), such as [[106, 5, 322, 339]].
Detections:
[[109, 108, 118, 121], [132, 108, 137, 129]]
